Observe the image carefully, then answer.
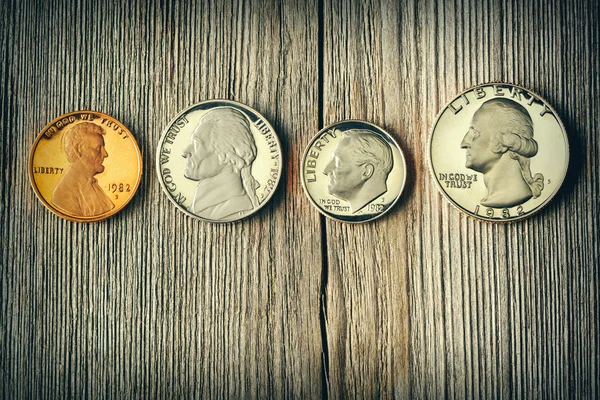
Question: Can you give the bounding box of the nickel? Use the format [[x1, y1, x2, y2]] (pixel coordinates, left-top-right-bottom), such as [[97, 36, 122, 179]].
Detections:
[[156, 100, 282, 222]]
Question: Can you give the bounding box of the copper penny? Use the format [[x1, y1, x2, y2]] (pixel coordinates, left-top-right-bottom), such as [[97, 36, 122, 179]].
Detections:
[[28, 111, 142, 222]]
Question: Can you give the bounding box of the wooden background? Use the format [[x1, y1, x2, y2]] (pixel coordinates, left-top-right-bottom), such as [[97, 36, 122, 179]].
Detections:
[[1, 0, 598, 397]]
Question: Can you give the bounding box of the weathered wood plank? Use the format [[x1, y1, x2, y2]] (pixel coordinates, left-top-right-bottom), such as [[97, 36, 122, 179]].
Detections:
[[1, 0, 598, 398], [323, 0, 599, 398], [321, 1, 411, 397], [0, 0, 323, 397]]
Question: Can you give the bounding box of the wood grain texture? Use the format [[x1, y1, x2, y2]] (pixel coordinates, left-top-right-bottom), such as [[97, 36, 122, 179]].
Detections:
[[0, 0, 323, 397], [322, 0, 599, 398], [1, 0, 598, 398], [321, 1, 411, 398]]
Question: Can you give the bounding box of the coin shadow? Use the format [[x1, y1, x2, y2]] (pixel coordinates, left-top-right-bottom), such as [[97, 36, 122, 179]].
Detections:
[[252, 172, 287, 222], [549, 110, 581, 207], [245, 115, 289, 223], [382, 136, 415, 221], [525, 108, 581, 221]]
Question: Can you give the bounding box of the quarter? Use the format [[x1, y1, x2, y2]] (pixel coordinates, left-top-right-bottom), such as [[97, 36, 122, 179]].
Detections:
[[28, 111, 143, 222], [429, 83, 569, 222], [156, 100, 282, 222], [301, 120, 407, 223]]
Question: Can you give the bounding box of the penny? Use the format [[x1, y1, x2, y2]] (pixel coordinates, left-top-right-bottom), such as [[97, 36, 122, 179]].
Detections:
[[301, 120, 407, 223], [156, 100, 282, 222], [429, 83, 569, 222], [28, 111, 142, 222]]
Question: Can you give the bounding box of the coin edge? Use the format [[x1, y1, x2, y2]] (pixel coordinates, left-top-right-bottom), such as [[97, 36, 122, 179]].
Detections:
[[300, 119, 408, 224], [155, 99, 283, 223], [427, 82, 570, 223], [28, 110, 143, 223]]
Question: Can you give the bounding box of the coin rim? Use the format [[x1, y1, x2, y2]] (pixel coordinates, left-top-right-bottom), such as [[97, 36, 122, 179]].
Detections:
[[427, 82, 570, 223], [155, 99, 283, 223], [300, 119, 407, 224], [28, 110, 143, 223]]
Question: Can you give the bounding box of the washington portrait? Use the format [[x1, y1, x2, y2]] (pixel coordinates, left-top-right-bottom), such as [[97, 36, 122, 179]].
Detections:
[[460, 98, 544, 208], [182, 107, 259, 220], [322, 129, 394, 213], [52, 122, 115, 216]]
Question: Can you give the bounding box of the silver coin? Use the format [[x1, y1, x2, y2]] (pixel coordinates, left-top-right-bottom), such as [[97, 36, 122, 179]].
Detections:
[[301, 120, 407, 223], [157, 100, 282, 222], [429, 83, 569, 222]]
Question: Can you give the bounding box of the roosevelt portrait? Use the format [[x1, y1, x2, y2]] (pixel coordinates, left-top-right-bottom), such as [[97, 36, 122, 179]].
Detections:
[[52, 122, 115, 216], [182, 107, 259, 220], [460, 98, 544, 208], [322, 129, 394, 213]]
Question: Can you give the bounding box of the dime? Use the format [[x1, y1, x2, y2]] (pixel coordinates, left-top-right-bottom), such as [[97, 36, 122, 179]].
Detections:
[[429, 83, 569, 222], [156, 100, 282, 222], [301, 120, 407, 223], [28, 111, 142, 222]]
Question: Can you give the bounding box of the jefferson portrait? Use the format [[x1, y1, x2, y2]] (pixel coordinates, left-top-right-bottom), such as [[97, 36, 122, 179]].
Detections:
[[182, 107, 259, 220]]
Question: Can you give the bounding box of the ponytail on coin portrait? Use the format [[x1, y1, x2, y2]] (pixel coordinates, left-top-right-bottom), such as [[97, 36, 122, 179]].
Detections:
[[482, 98, 545, 198], [198, 107, 260, 207]]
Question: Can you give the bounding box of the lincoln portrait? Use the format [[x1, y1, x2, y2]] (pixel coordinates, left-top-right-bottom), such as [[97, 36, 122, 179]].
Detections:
[[52, 122, 114, 216]]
